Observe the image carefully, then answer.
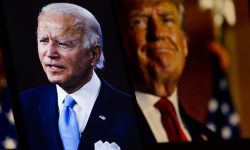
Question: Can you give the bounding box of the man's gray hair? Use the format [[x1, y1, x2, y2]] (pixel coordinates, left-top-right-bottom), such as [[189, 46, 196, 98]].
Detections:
[[38, 3, 105, 69]]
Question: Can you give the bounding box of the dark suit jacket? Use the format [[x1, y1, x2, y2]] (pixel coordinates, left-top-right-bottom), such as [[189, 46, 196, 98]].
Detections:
[[137, 100, 219, 144], [20, 80, 142, 150]]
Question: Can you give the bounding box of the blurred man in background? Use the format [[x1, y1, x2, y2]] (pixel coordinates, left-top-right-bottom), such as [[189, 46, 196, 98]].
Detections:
[[114, 0, 218, 143]]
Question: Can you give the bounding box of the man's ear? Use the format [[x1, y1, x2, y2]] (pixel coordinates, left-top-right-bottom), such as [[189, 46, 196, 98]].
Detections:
[[90, 45, 101, 67], [183, 38, 188, 57]]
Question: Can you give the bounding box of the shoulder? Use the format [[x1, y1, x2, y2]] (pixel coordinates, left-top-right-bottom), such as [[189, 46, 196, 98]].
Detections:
[[100, 80, 131, 99], [179, 104, 220, 141], [20, 84, 55, 98], [188, 116, 219, 139], [95, 80, 138, 116], [19, 84, 56, 108]]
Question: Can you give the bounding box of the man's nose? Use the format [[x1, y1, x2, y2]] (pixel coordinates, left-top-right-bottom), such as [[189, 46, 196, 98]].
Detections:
[[146, 17, 168, 41], [46, 43, 59, 58]]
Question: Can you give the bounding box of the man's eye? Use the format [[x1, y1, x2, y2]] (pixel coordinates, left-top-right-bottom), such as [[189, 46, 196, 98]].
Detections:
[[39, 38, 49, 44], [58, 42, 70, 48], [162, 17, 175, 26], [130, 18, 147, 29]]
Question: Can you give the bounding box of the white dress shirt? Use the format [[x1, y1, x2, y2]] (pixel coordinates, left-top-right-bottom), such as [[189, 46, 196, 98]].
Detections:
[[57, 71, 101, 135], [135, 90, 192, 143]]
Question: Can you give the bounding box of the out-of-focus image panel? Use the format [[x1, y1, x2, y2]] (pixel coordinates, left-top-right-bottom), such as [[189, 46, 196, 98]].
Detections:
[[112, 0, 250, 147], [180, 0, 250, 140]]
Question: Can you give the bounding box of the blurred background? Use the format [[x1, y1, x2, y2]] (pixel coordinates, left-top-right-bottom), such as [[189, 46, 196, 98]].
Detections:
[[0, 47, 17, 149], [178, 0, 250, 139]]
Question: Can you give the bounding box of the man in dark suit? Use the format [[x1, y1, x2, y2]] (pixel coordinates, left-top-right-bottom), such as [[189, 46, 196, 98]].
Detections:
[[20, 3, 141, 150], [113, 0, 219, 144]]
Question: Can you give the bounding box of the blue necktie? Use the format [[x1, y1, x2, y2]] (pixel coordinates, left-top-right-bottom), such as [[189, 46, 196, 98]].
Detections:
[[59, 95, 80, 150]]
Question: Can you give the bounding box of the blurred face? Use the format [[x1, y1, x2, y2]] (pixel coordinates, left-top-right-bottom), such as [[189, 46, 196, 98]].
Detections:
[[37, 14, 95, 93], [120, 0, 188, 96]]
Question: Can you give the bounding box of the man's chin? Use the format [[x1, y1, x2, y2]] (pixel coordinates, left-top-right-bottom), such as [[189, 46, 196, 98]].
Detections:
[[47, 76, 65, 85]]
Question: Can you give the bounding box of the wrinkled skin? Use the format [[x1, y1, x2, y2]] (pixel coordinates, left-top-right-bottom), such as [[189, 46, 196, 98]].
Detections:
[[37, 14, 100, 93], [119, 0, 188, 97]]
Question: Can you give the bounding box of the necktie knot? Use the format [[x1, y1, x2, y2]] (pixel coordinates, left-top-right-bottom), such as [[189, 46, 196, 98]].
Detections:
[[154, 97, 176, 114], [64, 95, 76, 108]]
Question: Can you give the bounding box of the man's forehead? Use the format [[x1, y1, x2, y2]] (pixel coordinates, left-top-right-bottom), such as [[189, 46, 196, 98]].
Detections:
[[38, 14, 76, 32], [38, 21, 64, 30], [122, 0, 178, 16], [130, 3, 177, 13], [39, 13, 75, 26], [37, 16, 82, 40], [122, 0, 177, 10]]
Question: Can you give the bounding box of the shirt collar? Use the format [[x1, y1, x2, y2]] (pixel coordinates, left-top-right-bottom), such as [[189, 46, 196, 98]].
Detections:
[[135, 89, 179, 112], [135, 89, 192, 141], [57, 71, 101, 113], [135, 89, 184, 124]]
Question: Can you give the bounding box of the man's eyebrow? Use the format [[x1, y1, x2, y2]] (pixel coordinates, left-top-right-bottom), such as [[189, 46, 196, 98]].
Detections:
[[129, 10, 174, 18], [159, 13, 175, 19], [158, 10, 174, 16], [129, 11, 148, 18], [37, 35, 47, 39]]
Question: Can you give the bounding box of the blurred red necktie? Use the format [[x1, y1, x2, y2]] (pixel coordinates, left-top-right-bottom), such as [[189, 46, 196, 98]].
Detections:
[[154, 97, 189, 142]]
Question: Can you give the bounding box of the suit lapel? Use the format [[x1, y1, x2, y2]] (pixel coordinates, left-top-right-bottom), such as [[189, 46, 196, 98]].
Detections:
[[179, 104, 209, 141], [78, 81, 115, 149], [38, 85, 62, 150]]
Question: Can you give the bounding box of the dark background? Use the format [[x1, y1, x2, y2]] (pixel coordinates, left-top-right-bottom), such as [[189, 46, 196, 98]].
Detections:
[[1, 0, 130, 93]]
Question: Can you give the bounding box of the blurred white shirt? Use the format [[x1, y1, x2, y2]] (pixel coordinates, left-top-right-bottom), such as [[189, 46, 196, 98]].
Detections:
[[135, 89, 192, 142]]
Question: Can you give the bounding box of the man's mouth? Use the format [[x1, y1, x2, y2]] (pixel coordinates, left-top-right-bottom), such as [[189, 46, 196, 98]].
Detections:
[[46, 64, 64, 71], [143, 42, 178, 54], [153, 47, 176, 52], [144, 47, 177, 56]]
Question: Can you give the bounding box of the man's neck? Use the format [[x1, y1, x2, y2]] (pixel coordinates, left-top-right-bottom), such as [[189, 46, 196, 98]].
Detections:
[[134, 82, 177, 97], [60, 70, 94, 94]]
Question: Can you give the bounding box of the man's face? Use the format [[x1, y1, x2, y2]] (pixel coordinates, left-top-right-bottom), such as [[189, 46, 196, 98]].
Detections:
[[121, 0, 188, 96], [37, 14, 93, 92]]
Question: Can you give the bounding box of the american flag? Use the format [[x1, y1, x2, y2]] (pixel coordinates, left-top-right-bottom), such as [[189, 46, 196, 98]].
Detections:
[[0, 87, 17, 149], [206, 55, 241, 140]]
